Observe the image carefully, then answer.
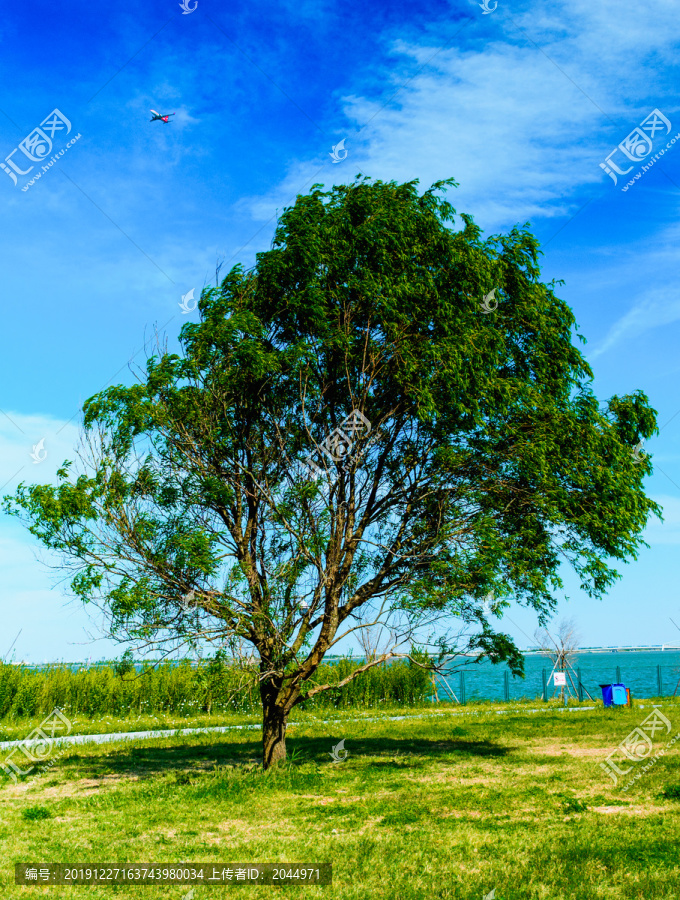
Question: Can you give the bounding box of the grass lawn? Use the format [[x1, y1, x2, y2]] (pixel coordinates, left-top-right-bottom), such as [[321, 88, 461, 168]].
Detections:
[[1, 700, 679, 899]]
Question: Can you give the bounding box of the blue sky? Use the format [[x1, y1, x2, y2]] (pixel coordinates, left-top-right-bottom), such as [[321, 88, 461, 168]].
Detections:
[[2, 0, 680, 662]]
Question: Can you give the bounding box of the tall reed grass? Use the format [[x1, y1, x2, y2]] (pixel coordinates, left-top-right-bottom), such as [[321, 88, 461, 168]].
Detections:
[[0, 655, 431, 720]]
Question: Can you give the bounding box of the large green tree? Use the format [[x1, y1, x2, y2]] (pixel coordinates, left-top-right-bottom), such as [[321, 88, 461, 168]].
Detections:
[[4, 177, 660, 767]]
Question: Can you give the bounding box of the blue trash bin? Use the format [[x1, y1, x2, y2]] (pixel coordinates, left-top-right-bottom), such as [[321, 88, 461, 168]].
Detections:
[[611, 684, 628, 706], [600, 683, 628, 707], [600, 684, 613, 706]]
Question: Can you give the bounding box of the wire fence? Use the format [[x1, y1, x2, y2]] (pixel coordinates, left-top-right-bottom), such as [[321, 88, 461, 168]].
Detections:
[[437, 661, 680, 704]]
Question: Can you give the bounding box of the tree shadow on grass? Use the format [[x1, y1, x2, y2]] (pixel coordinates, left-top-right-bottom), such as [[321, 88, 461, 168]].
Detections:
[[57, 740, 262, 781], [52, 733, 515, 782]]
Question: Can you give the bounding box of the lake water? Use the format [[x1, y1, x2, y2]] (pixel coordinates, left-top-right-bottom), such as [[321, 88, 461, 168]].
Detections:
[[438, 650, 680, 702]]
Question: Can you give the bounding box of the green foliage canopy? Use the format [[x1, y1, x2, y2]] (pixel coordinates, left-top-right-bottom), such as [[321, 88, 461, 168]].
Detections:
[[3, 177, 661, 762]]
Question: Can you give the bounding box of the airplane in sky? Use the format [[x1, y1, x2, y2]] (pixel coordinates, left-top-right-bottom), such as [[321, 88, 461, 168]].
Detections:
[[149, 109, 175, 123]]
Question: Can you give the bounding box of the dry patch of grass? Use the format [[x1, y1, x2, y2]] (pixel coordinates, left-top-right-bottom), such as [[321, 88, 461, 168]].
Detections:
[[591, 804, 665, 816], [527, 742, 606, 757]]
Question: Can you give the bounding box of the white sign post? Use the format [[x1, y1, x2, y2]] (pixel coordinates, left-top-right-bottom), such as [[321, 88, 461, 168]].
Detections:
[[553, 671, 568, 707]]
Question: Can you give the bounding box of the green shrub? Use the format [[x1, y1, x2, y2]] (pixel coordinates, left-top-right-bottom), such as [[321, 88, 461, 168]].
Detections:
[[660, 784, 680, 801], [561, 797, 588, 814], [21, 806, 52, 821]]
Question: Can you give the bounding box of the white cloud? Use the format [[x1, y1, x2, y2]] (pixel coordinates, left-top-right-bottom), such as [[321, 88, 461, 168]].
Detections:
[[574, 219, 680, 359], [589, 287, 680, 360], [242, 0, 680, 233], [0, 411, 81, 495]]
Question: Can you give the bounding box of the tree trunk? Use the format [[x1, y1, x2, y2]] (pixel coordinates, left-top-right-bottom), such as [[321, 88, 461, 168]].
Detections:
[[262, 699, 288, 769]]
